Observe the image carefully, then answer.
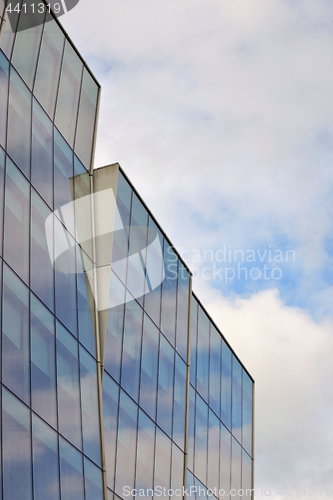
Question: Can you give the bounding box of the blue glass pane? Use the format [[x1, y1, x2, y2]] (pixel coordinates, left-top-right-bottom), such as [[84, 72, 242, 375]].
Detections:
[[160, 241, 177, 346], [154, 428, 171, 497], [135, 410, 155, 499], [173, 354, 186, 449], [187, 386, 195, 472], [31, 294, 57, 427], [121, 298, 143, 401], [194, 394, 208, 485], [0, 51, 9, 148], [196, 306, 209, 402], [189, 296, 198, 388], [231, 357, 242, 443], [140, 313, 159, 420], [77, 251, 95, 356], [103, 373, 119, 491], [171, 444, 184, 500], [59, 437, 84, 500], [56, 322, 82, 449], [84, 458, 103, 500], [104, 299, 124, 383], [31, 189, 54, 311], [157, 335, 174, 437], [32, 414, 60, 500], [176, 261, 189, 361], [54, 128, 74, 210], [2, 263, 30, 403], [207, 410, 220, 492], [220, 424, 231, 494], [231, 438, 242, 500], [4, 157, 30, 282], [186, 470, 196, 500], [2, 387, 32, 500], [0, 148, 5, 254], [32, 99, 53, 208], [80, 346, 101, 466], [242, 372, 253, 456], [112, 172, 132, 284], [209, 326, 221, 418], [221, 341, 232, 430], [143, 217, 163, 327], [7, 68, 31, 177]]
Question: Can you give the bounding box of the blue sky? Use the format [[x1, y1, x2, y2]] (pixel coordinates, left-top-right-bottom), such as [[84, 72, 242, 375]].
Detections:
[[62, 1, 333, 497]]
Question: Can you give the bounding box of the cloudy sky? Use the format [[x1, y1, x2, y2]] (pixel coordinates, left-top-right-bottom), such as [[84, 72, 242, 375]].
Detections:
[[62, 1, 333, 497]]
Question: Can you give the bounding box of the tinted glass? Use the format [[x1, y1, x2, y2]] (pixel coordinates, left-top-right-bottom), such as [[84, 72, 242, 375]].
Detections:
[[231, 438, 242, 500], [242, 451, 252, 499], [84, 458, 103, 500], [154, 428, 171, 498], [221, 341, 232, 430], [209, 326, 221, 418], [189, 296, 198, 387], [231, 357, 242, 443], [173, 354, 186, 449], [0, 51, 9, 148], [0, 0, 23, 59], [54, 128, 74, 210], [0, 148, 5, 253], [75, 68, 98, 168], [187, 386, 195, 472], [77, 252, 96, 356], [135, 410, 155, 500], [103, 373, 119, 491], [196, 307, 210, 402], [144, 217, 163, 327], [160, 241, 177, 345], [220, 424, 231, 496], [242, 372, 253, 456], [32, 99, 53, 207], [59, 437, 84, 500], [194, 394, 208, 485], [140, 313, 159, 420], [176, 261, 189, 361], [112, 172, 131, 284], [171, 444, 184, 500], [207, 410, 220, 492], [157, 335, 175, 437], [121, 297, 143, 401], [104, 296, 124, 383]]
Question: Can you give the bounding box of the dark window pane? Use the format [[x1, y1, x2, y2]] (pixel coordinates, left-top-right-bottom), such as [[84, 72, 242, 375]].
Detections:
[[173, 354, 186, 449], [231, 357, 242, 443], [242, 372, 253, 456], [221, 341, 232, 430], [32, 99, 53, 208], [160, 241, 177, 346], [84, 458, 103, 500], [220, 424, 231, 495], [231, 438, 242, 500], [139, 313, 159, 420], [0, 51, 9, 148], [194, 394, 208, 485], [143, 217, 163, 327], [59, 437, 84, 500], [103, 373, 119, 491], [187, 386, 195, 473], [189, 296, 198, 387], [209, 326, 221, 418], [75, 69, 98, 168], [7, 68, 31, 177], [0, 148, 5, 254], [31, 189, 54, 311], [196, 307, 209, 402], [32, 414, 60, 500], [80, 346, 101, 466], [56, 321, 82, 449], [171, 444, 184, 500], [207, 410, 220, 492], [31, 294, 57, 427], [135, 410, 155, 500], [34, 13, 65, 118], [55, 41, 83, 146], [2, 264, 30, 403], [176, 262, 189, 361], [2, 387, 32, 500], [121, 297, 143, 401], [154, 428, 171, 499], [157, 335, 175, 437]]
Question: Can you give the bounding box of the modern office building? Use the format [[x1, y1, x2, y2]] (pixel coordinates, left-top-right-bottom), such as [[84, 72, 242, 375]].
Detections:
[[0, 3, 254, 500]]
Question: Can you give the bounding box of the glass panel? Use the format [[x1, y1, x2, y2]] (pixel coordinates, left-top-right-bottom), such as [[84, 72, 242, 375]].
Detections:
[[220, 424, 231, 498], [75, 68, 98, 168], [231, 358, 242, 443], [241, 452, 252, 499], [32, 99, 53, 208], [209, 326, 221, 418], [231, 438, 242, 500], [32, 414, 60, 500], [80, 346, 101, 466], [104, 290, 124, 382], [0, 51, 9, 148], [187, 386, 195, 472], [0, 148, 5, 254], [221, 341, 232, 430], [2, 263, 30, 403], [112, 172, 132, 284], [170, 444, 184, 500], [11, 7, 45, 89], [189, 296, 198, 387], [31, 294, 57, 427], [0, 0, 23, 59], [121, 297, 143, 402], [31, 189, 54, 311], [176, 261, 189, 361], [160, 241, 177, 346], [59, 437, 85, 500], [186, 470, 196, 500], [196, 307, 209, 402], [54, 128, 74, 211], [103, 373, 119, 491], [77, 249, 95, 356], [7, 68, 31, 177], [139, 313, 159, 420], [2, 388, 32, 500], [115, 391, 138, 498], [55, 41, 83, 146], [157, 335, 174, 437], [207, 410, 220, 492], [173, 354, 186, 449], [194, 394, 208, 485], [242, 372, 253, 456], [4, 157, 30, 282], [154, 428, 171, 499], [56, 321, 82, 449], [144, 217, 163, 327], [84, 458, 103, 500], [135, 410, 155, 500], [34, 12, 65, 118]]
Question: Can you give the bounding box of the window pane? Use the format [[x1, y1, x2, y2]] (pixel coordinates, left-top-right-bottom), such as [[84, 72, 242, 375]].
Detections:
[[127, 194, 148, 303], [135, 410, 155, 500], [0, 148, 5, 253], [194, 394, 208, 485], [176, 261, 189, 361], [0, 51, 9, 148], [7, 68, 31, 177], [207, 410, 220, 492], [56, 321, 82, 449], [11, 7, 45, 89], [80, 346, 101, 466], [171, 444, 184, 500], [231, 438, 242, 500], [157, 335, 174, 437], [160, 241, 177, 346], [59, 437, 84, 500], [242, 452, 253, 499], [242, 372, 253, 456], [189, 296, 198, 388], [103, 373, 119, 491], [0, 0, 23, 59], [154, 428, 171, 499], [220, 424, 231, 497], [144, 217, 163, 327], [221, 341, 232, 430], [34, 12, 65, 118], [31, 294, 57, 427], [54, 128, 74, 211], [31, 189, 54, 311], [197, 307, 209, 402], [112, 172, 132, 284], [104, 295, 124, 383], [187, 386, 195, 473], [115, 391, 138, 498], [209, 326, 221, 418], [173, 354, 186, 449], [84, 458, 103, 500], [75, 68, 98, 168], [32, 99, 53, 208], [55, 41, 83, 146], [231, 358, 242, 443], [121, 297, 143, 401], [2, 387, 32, 500], [140, 313, 159, 420], [77, 249, 96, 356], [2, 264, 30, 403], [32, 414, 60, 500]]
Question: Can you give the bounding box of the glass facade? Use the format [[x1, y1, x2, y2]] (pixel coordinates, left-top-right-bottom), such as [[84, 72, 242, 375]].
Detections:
[[0, 4, 253, 500]]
